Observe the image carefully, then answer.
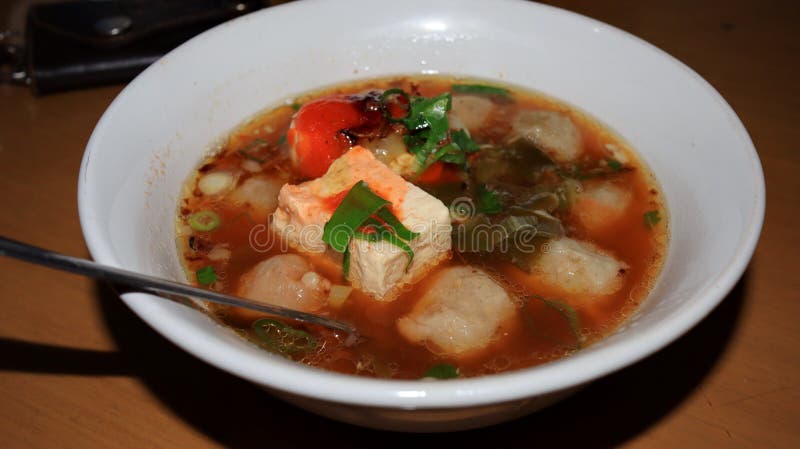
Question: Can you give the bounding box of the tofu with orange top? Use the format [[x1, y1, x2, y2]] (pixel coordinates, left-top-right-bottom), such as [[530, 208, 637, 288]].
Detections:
[[272, 146, 452, 300]]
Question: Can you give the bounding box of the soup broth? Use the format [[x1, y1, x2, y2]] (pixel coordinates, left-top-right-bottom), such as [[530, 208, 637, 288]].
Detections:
[[176, 76, 668, 379]]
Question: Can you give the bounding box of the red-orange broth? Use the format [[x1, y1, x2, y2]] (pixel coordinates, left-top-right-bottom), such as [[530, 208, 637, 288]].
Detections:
[[177, 76, 668, 379]]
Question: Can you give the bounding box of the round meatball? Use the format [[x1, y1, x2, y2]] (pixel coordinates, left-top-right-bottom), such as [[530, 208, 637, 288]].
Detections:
[[226, 175, 284, 223], [397, 266, 516, 356], [509, 110, 582, 163], [572, 181, 632, 232], [237, 254, 330, 313]]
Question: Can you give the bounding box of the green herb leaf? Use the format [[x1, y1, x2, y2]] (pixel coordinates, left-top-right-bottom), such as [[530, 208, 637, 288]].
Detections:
[[374, 208, 420, 242], [403, 92, 451, 131], [353, 228, 415, 271], [323, 181, 420, 279], [532, 295, 582, 349], [291, 102, 302, 111], [606, 158, 623, 171], [477, 184, 501, 214], [644, 210, 661, 228], [196, 266, 217, 285], [450, 129, 480, 153], [252, 318, 317, 355], [188, 210, 221, 232], [452, 83, 510, 97], [277, 134, 287, 145], [422, 363, 459, 379], [403, 93, 452, 172], [323, 181, 390, 253], [432, 142, 466, 165]]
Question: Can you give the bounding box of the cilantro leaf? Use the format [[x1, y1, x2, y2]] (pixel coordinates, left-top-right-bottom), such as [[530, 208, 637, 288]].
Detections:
[[644, 210, 661, 228], [477, 184, 501, 214]]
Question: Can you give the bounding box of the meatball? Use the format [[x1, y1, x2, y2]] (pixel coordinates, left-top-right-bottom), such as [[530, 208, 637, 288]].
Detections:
[[532, 238, 628, 297], [226, 175, 285, 223], [572, 181, 632, 232], [237, 254, 330, 313], [508, 110, 582, 163], [397, 266, 516, 356], [450, 94, 495, 133]]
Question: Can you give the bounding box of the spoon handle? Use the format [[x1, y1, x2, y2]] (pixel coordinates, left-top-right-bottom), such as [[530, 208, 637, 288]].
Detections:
[[0, 235, 357, 335]]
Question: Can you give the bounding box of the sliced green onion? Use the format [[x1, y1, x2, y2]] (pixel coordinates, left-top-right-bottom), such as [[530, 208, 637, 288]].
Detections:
[[374, 208, 419, 242], [252, 318, 317, 355], [188, 210, 221, 231], [422, 363, 459, 379], [353, 229, 415, 270], [452, 83, 509, 97], [324, 181, 420, 279], [196, 265, 217, 285], [380, 88, 411, 122], [644, 210, 661, 228], [323, 181, 390, 253], [606, 158, 623, 171]]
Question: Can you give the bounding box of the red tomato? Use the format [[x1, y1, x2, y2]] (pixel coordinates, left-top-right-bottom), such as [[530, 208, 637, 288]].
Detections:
[[288, 96, 367, 178]]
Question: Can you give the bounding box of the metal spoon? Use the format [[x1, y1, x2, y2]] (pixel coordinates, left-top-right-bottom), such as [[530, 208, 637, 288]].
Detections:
[[0, 235, 358, 336]]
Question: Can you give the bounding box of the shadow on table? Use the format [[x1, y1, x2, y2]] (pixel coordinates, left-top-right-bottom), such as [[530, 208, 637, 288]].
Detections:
[[0, 273, 749, 447]]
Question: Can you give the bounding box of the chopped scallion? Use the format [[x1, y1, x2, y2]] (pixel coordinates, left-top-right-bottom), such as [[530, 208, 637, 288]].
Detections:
[[353, 228, 415, 270], [323, 181, 420, 279], [188, 210, 221, 232], [196, 266, 217, 285], [644, 210, 661, 228], [380, 88, 411, 122], [422, 363, 459, 379], [252, 318, 317, 355], [323, 181, 390, 253], [451, 83, 510, 97], [606, 158, 623, 171]]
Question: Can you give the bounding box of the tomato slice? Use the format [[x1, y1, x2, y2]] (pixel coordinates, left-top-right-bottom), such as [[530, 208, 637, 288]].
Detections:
[[288, 96, 367, 178]]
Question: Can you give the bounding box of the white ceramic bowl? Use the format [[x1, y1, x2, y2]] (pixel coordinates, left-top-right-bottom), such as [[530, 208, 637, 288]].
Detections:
[[78, 0, 764, 432]]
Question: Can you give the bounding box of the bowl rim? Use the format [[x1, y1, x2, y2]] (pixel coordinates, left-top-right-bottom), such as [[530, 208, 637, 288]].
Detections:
[[78, 0, 765, 408]]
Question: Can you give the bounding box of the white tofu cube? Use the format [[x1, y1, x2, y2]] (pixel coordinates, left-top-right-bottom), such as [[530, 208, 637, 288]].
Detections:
[[272, 146, 451, 300]]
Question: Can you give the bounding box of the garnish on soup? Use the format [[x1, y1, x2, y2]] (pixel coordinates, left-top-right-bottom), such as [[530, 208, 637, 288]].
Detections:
[[176, 75, 668, 379]]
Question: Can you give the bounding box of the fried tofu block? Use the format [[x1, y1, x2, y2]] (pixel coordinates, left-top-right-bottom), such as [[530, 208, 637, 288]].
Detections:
[[272, 146, 451, 300]]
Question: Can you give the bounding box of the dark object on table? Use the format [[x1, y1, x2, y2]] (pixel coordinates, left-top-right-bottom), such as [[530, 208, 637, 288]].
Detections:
[[3, 0, 289, 94]]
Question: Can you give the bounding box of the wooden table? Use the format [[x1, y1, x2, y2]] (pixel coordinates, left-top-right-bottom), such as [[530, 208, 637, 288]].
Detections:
[[1, 1, 797, 447]]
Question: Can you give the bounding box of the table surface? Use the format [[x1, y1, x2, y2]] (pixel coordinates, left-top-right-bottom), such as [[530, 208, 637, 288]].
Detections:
[[1, 0, 798, 447]]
